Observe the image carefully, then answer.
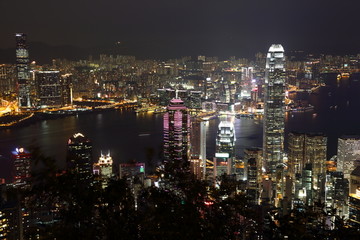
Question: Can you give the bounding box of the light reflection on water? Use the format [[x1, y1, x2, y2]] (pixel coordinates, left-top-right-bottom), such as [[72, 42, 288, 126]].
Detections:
[[1, 79, 360, 182]]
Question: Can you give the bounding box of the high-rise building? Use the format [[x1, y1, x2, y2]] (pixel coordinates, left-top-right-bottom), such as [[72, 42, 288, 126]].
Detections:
[[216, 120, 235, 158], [15, 33, 31, 108], [302, 163, 313, 206], [288, 132, 327, 196], [93, 152, 113, 188], [263, 44, 286, 175], [11, 147, 31, 186], [349, 167, 360, 226], [214, 119, 235, 178], [163, 98, 191, 163], [190, 119, 206, 179], [337, 135, 360, 179], [67, 133, 93, 182], [0, 64, 16, 97], [325, 171, 349, 217], [35, 71, 63, 107], [244, 148, 263, 185]]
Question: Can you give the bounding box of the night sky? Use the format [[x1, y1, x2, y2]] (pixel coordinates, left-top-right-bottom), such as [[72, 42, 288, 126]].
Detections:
[[1, 0, 360, 59]]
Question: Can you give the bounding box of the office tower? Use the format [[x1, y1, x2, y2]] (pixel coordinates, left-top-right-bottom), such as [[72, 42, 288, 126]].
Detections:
[[349, 167, 360, 226], [35, 71, 63, 107], [305, 133, 327, 192], [163, 98, 191, 163], [263, 44, 286, 175], [244, 148, 263, 204], [93, 152, 113, 188], [190, 119, 206, 179], [302, 163, 313, 206], [0, 64, 16, 97], [247, 158, 259, 205], [61, 74, 73, 105], [15, 33, 31, 108], [244, 148, 263, 181], [288, 132, 305, 179], [11, 147, 31, 186], [214, 119, 235, 177], [325, 171, 349, 217], [288, 132, 327, 196], [216, 120, 235, 158], [337, 135, 360, 179], [67, 133, 93, 181]]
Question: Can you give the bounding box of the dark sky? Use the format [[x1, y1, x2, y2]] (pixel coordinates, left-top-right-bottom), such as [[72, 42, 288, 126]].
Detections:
[[1, 0, 360, 58]]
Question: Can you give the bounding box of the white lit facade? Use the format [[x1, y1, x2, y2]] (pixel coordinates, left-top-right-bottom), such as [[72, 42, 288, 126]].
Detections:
[[337, 135, 360, 179], [263, 44, 286, 175], [93, 152, 113, 188]]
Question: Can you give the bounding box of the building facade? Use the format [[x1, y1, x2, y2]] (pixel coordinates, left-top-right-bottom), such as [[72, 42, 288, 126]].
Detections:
[[67, 133, 93, 181], [35, 71, 62, 107], [93, 152, 113, 188], [11, 147, 31, 186], [15, 33, 31, 108], [163, 98, 191, 163], [288, 132, 327, 196], [214, 120, 236, 178], [263, 44, 286, 175], [337, 135, 360, 180]]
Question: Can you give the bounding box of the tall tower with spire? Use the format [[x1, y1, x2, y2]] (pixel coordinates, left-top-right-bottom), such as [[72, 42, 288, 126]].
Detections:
[[263, 44, 286, 176], [163, 98, 191, 164]]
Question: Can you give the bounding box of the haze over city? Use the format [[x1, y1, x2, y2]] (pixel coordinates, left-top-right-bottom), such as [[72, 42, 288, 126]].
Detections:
[[1, 0, 360, 62]]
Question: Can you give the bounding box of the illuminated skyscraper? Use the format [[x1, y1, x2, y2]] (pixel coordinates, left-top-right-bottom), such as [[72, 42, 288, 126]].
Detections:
[[93, 152, 113, 188], [35, 71, 62, 107], [11, 147, 31, 186], [214, 119, 235, 177], [15, 33, 31, 108], [263, 44, 286, 175], [190, 119, 206, 179], [163, 98, 191, 163], [216, 120, 235, 158], [67, 133, 93, 181], [288, 132, 327, 195], [337, 135, 360, 180], [349, 167, 360, 226]]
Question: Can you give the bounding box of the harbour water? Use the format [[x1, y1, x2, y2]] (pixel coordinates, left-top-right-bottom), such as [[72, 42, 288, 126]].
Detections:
[[1, 77, 360, 181]]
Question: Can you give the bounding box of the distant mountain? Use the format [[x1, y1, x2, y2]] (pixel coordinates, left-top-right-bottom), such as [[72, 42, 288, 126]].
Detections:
[[0, 40, 256, 64], [0, 42, 135, 64]]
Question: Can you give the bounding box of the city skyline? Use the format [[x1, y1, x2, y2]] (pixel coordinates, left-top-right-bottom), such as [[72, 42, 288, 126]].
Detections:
[[2, 29, 360, 236]]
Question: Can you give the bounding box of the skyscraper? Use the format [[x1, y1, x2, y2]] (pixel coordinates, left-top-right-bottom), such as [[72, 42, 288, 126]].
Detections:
[[263, 44, 286, 175], [11, 147, 31, 186], [15, 33, 31, 108], [190, 119, 206, 179], [337, 135, 360, 180], [288, 132, 327, 194], [214, 119, 235, 178], [163, 98, 191, 163], [93, 152, 113, 188], [349, 167, 360, 226], [35, 71, 63, 107], [67, 133, 93, 181]]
